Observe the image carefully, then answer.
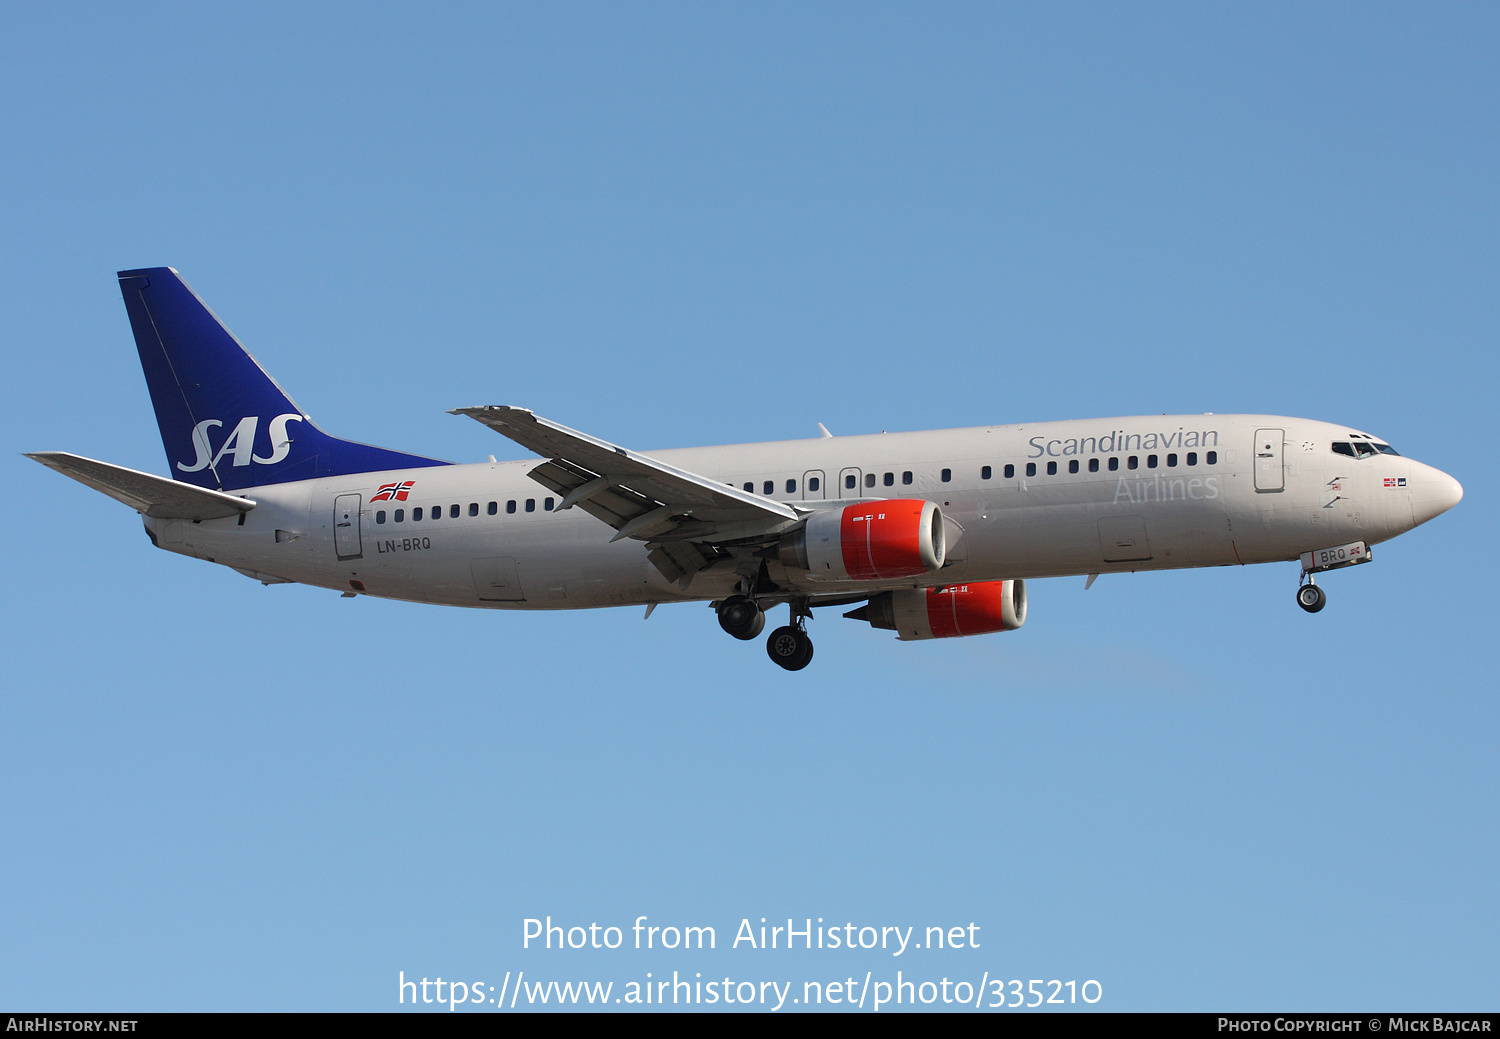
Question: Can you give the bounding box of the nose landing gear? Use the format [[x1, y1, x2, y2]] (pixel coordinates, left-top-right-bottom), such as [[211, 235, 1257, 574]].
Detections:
[[1296, 580, 1327, 613], [1295, 539, 1370, 614]]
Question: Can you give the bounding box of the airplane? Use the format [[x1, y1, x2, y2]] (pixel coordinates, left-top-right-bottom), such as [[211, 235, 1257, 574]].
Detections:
[[28, 267, 1463, 671]]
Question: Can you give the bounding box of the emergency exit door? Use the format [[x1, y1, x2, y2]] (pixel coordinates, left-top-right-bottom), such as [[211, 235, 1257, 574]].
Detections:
[[334, 494, 363, 559], [1254, 429, 1285, 492]]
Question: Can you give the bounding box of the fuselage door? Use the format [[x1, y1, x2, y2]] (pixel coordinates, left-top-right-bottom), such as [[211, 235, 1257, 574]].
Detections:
[[839, 468, 862, 498], [334, 494, 363, 560], [1254, 428, 1285, 492], [1099, 516, 1152, 562], [472, 556, 525, 601], [802, 470, 826, 500]]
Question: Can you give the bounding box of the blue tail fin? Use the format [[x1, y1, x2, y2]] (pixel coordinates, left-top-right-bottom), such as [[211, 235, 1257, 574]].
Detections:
[[118, 267, 449, 491]]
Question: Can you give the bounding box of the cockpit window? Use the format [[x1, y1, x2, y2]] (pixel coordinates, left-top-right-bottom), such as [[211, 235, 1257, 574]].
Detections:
[[1333, 440, 1398, 458]]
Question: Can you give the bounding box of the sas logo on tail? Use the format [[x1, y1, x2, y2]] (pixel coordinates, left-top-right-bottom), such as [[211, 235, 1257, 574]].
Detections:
[[370, 481, 415, 502], [178, 414, 304, 473]]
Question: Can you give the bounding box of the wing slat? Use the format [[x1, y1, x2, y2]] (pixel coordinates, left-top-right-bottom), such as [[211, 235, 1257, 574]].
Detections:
[[451, 406, 799, 541]]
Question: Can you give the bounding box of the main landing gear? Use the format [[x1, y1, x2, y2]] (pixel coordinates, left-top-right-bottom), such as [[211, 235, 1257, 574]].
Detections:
[[716, 594, 765, 640], [715, 595, 815, 670], [766, 622, 814, 671], [766, 599, 815, 671]]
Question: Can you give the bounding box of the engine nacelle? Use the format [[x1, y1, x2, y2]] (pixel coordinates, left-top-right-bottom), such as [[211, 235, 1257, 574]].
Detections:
[[779, 499, 945, 581], [846, 579, 1027, 640]]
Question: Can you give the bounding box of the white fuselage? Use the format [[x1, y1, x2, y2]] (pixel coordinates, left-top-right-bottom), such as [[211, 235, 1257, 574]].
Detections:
[[145, 414, 1458, 610]]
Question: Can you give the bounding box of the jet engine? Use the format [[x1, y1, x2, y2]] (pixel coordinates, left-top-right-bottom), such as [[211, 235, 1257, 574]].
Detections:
[[845, 579, 1027, 640], [778, 499, 945, 581]]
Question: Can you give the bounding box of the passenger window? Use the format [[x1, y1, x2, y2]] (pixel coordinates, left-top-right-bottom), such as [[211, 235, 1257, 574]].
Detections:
[[1167, 453, 1177, 467], [981, 465, 991, 480], [1128, 456, 1139, 470], [376, 510, 386, 524], [865, 473, 876, 488], [846, 474, 857, 489], [744, 482, 754, 492], [786, 479, 796, 493], [1109, 457, 1119, 471], [809, 476, 820, 491], [545, 497, 554, 510], [903, 471, 913, 485], [941, 468, 951, 483], [1206, 451, 1218, 465], [1025, 463, 1036, 477], [883, 472, 894, 487], [1147, 454, 1158, 468], [1003, 464, 1014, 479], [506, 500, 517, 514], [1088, 458, 1099, 472], [469, 503, 479, 517], [763, 481, 774, 494], [487, 502, 497, 515], [451, 504, 461, 518], [1047, 461, 1057, 475], [413, 507, 423, 521], [1069, 459, 1079, 474], [525, 499, 535, 513], [1187, 452, 1197, 466], [394, 509, 404, 522]]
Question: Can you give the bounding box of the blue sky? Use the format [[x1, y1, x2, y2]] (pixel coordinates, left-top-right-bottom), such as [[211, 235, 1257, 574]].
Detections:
[[2, 2, 1495, 1011]]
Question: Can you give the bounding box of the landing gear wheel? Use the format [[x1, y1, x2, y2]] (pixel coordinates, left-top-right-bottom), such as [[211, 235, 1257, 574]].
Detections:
[[717, 595, 765, 640], [1296, 583, 1327, 613], [766, 625, 814, 671]]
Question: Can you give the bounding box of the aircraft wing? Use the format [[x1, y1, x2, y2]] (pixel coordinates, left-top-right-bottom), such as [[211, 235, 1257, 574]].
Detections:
[[27, 451, 257, 520], [451, 406, 801, 581]]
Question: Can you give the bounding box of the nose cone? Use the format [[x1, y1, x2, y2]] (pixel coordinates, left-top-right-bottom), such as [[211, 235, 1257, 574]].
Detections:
[[1408, 461, 1463, 527]]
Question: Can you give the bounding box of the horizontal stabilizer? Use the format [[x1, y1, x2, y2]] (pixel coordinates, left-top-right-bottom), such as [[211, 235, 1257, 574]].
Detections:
[[26, 452, 256, 520]]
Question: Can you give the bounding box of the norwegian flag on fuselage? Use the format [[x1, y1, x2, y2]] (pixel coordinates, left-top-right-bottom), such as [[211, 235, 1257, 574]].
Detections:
[[370, 480, 415, 502]]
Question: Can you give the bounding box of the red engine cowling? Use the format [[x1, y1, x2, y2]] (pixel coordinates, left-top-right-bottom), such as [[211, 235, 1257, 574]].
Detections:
[[847, 579, 1028, 640], [779, 499, 945, 580]]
